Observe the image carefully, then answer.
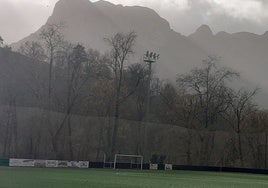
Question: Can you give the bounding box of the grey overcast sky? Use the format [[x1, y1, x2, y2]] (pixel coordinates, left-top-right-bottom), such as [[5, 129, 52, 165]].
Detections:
[[1, 0, 268, 43]]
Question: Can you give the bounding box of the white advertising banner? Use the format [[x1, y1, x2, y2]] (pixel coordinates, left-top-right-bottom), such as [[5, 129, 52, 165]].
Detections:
[[67, 161, 80, 168], [34, 160, 46, 167], [9, 159, 22, 167], [79, 161, 89, 168], [45, 160, 58, 168], [149, 164, 158, 170], [9, 159, 35, 167], [9, 158, 89, 169], [165, 164, 173, 170], [57, 161, 68, 168]]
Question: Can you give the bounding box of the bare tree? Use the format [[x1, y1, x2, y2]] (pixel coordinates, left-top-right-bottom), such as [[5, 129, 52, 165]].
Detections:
[[178, 56, 239, 129], [159, 83, 199, 165], [50, 43, 89, 159], [105, 32, 137, 157], [247, 111, 268, 168], [66, 44, 88, 160], [90, 79, 114, 161], [19, 41, 46, 62], [2, 96, 18, 158], [40, 24, 64, 98], [224, 88, 258, 167], [124, 63, 148, 155], [83, 51, 113, 160], [177, 56, 239, 165]]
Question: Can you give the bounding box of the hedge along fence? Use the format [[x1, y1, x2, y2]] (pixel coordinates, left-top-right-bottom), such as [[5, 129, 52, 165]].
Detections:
[[0, 158, 9, 166]]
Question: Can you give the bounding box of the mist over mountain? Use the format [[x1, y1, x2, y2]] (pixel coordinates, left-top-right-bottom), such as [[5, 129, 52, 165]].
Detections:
[[12, 0, 268, 107], [189, 25, 268, 107]]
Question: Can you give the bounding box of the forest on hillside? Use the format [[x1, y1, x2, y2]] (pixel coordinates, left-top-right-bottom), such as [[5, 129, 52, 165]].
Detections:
[[0, 25, 268, 169]]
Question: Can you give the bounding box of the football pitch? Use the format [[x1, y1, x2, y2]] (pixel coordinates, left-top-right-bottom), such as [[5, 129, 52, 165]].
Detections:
[[0, 167, 268, 188]]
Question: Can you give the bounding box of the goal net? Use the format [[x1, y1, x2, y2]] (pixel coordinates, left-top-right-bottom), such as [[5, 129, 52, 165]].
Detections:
[[113, 154, 143, 170]]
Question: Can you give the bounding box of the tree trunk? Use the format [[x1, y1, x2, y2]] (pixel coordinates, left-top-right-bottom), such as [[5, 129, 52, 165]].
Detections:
[[135, 122, 143, 155], [105, 116, 112, 161], [11, 100, 18, 158], [238, 132, 244, 167], [3, 117, 10, 157], [67, 115, 74, 160], [51, 136, 59, 159], [111, 98, 120, 158], [48, 50, 53, 98], [96, 120, 104, 161], [186, 130, 192, 165], [198, 134, 205, 165], [206, 132, 215, 165], [265, 132, 267, 168]]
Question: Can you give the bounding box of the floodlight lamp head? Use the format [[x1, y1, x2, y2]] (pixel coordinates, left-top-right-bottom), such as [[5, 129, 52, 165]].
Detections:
[[143, 51, 159, 63]]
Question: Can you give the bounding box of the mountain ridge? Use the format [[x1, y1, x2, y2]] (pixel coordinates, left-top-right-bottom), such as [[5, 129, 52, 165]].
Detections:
[[11, 0, 268, 107]]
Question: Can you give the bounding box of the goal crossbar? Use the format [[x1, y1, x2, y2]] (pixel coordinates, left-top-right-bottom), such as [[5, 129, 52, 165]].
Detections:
[[114, 154, 143, 170]]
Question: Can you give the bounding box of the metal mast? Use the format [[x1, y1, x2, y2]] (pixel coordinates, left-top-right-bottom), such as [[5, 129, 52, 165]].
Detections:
[[143, 51, 159, 160]]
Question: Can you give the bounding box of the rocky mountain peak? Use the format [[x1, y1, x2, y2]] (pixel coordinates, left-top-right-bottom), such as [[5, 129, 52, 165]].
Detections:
[[95, 0, 119, 7], [197, 25, 213, 35], [47, 0, 100, 24], [56, 0, 93, 7]]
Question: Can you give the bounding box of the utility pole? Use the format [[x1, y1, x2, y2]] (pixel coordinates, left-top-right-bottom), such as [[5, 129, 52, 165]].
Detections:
[[143, 51, 159, 161]]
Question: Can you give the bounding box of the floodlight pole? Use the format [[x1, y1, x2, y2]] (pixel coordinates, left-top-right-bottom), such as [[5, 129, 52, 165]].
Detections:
[[143, 51, 159, 161]]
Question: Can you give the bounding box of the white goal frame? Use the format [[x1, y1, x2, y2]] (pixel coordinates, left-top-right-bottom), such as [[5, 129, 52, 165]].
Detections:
[[113, 154, 143, 170], [103, 154, 114, 169]]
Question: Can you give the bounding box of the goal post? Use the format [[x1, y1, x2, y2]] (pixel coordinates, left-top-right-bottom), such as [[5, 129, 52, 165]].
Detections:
[[103, 154, 114, 169], [113, 154, 143, 170]]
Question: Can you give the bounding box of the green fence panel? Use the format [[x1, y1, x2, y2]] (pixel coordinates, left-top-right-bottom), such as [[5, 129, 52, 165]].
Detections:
[[0, 158, 9, 166]]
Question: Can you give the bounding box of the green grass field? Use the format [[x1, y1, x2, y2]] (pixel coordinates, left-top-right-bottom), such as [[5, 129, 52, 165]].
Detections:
[[0, 167, 268, 188]]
